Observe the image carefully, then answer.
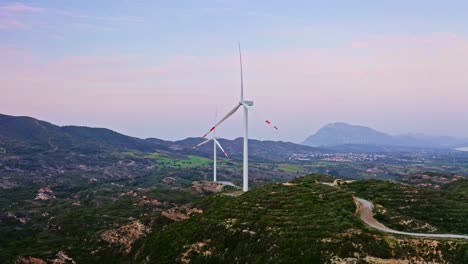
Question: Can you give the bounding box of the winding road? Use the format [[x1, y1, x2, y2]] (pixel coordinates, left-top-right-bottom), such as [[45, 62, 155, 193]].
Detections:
[[354, 197, 468, 240]]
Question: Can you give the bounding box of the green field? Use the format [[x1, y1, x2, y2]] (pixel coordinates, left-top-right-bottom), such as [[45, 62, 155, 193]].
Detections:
[[277, 164, 306, 173]]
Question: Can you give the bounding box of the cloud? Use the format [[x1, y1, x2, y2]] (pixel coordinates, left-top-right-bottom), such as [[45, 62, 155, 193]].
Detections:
[[0, 3, 46, 30], [0, 17, 25, 29], [0, 2, 143, 32], [0, 2, 45, 29], [350, 32, 461, 49], [0, 2, 45, 13]]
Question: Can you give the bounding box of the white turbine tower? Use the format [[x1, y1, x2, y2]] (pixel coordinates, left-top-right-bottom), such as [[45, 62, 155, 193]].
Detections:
[[201, 43, 253, 192], [193, 127, 229, 182]]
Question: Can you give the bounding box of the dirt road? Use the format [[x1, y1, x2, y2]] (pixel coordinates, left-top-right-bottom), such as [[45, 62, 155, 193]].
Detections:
[[354, 197, 468, 239]]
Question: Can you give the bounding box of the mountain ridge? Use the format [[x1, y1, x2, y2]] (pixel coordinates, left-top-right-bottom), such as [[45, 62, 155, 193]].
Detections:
[[0, 113, 321, 159]]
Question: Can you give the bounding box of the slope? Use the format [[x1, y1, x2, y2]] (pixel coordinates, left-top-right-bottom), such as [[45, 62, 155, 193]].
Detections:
[[0, 114, 165, 154], [131, 175, 468, 264]]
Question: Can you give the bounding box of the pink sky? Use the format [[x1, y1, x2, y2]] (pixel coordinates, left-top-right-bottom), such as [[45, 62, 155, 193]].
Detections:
[[2, 32, 468, 141]]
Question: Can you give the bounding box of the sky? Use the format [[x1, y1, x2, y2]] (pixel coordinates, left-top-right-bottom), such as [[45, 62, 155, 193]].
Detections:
[[1, 0, 468, 142]]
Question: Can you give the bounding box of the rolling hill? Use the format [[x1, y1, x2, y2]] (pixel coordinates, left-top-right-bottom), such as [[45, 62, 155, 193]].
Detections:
[[0, 113, 321, 159], [0, 113, 167, 154], [149, 137, 323, 161], [130, 174, 468, 263]]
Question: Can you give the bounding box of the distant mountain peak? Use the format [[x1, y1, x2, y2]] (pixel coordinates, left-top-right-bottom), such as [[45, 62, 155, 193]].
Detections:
[[302, 122, 391, 147], [325, 122, 353, 127], [303, 122, 468, 149]]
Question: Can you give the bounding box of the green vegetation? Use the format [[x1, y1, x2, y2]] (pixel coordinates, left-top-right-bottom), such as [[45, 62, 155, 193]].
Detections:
[[144, 152, 167, 159], [133, 175, 468, 263], [122, 151, 138, 157], [144, 188, 202, 204], [143, 152, 211, 168], [0, 185, 205, 263], [136, 177, 362, 263], [1, 114, 468, 263], [277, 163, 306, 173], [343, 180, 468, 234], [443, 178, 468, 194]]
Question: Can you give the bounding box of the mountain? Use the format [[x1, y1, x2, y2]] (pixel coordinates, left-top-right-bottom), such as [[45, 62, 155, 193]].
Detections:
[[303, 122, 393, 147], [148, 137, 323, 161], [0, 113, 321, 160], [0, 113, 167, 154], [303, 122, 468, 149]]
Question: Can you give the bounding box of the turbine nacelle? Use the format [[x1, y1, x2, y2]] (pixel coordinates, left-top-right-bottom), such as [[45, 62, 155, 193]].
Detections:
[[240, 100, 254, 107]]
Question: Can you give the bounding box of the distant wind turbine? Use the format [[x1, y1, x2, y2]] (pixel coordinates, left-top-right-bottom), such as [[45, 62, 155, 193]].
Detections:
[[201, 43, 253, 192], [193, 113, 229, 182]]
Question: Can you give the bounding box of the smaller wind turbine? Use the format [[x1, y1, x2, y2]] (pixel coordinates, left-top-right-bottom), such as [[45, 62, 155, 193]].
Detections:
[[193, 127, 229, 182]]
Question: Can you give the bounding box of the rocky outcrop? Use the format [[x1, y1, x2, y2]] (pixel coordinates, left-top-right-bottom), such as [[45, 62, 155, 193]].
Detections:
[[15, 256, 46, 264], [15, 251, 75, 264], [191, 181, 224, 194], [161, 206, 203, 222], [100, 220, 150, 253], [180, 239, 214, 264], [49, 251, 76, 264], [34, 187, 55, 201], [139, 196, 162, 207], [162, 177, 176, 185]]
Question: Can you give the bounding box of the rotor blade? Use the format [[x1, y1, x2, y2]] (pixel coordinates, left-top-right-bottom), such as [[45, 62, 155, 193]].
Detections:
[[265, 119, 279, 130], [193, 138, 212, 149], [214, 139, 229, 158], [239, 42, 244, 101], [202, 103, 241, 138]]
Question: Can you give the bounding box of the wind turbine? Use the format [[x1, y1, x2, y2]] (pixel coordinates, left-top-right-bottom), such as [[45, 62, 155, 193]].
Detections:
[[201, 43, 253, 192], [193, 118, 229, 182]]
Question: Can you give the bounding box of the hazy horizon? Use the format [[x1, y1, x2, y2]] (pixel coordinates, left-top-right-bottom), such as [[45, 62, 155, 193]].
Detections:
[[2, 1, 468, 142], [3, 111, 468, 144]]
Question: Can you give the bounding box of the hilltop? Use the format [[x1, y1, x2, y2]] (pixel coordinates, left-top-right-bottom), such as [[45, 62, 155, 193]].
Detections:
[[130, 174, 468, 263]]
